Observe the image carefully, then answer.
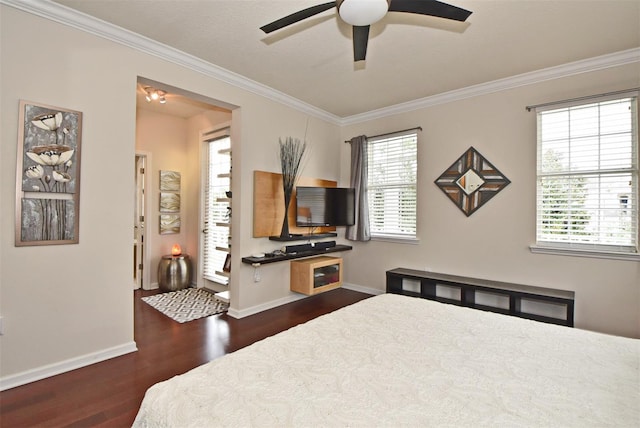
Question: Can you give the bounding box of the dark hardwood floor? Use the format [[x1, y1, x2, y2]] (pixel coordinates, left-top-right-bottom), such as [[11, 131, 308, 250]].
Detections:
[[0, 288, 371, 427]]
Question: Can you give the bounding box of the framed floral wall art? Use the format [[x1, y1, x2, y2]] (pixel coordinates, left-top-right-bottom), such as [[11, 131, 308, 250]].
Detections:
[[15, 100, 83, 246]]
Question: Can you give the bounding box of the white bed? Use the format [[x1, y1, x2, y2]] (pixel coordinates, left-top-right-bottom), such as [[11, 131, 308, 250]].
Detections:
[[133, 293, 639, 427]]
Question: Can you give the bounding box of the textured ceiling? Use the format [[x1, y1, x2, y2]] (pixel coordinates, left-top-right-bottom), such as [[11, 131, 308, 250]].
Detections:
[[53, 0, 640, 118]]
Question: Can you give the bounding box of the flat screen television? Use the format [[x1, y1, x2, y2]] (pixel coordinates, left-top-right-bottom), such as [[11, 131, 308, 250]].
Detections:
[[295, 186, 355, 227]]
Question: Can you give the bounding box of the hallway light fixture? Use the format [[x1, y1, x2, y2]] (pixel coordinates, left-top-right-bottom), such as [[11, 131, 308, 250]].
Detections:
[[144, 86, 167, 104]]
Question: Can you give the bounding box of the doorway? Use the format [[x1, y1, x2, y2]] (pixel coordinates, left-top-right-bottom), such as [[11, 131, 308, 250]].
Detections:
[[134, 76, 236, 295]]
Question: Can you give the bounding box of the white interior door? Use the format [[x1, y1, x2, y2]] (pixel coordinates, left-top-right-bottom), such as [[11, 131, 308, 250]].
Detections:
[[134, 154, 147, 289]]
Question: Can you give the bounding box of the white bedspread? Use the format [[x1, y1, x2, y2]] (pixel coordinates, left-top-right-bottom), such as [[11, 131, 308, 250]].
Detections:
[[133, 293, 639, 427]]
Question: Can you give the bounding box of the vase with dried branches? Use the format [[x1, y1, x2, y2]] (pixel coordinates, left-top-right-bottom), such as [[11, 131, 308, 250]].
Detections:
[[279, 137, 306, 238]]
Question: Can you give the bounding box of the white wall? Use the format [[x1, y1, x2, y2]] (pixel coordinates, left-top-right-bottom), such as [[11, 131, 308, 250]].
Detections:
[[0, 7, 138, 386], [340, 63, 640, 339], [232, 101, 343, 312], [0, 5, 340, 386]]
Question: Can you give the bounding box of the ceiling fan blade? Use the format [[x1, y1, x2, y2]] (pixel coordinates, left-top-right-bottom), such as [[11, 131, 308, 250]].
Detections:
[[353, 25, 370, 61], [388, 0, 472, 22], [260, 2, 336, 33]]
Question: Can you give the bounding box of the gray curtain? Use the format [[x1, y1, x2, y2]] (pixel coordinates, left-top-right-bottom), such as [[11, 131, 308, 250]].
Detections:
[[346, 135, 370, 241]]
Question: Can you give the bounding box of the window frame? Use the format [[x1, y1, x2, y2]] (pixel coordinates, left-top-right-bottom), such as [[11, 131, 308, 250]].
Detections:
[[531, 92, 639, 261], [366, 130, 419, 242]]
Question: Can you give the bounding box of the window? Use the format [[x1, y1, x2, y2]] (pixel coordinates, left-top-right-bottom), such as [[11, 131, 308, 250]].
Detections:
[[534, 93, 638, 259], [367, 130, 418, 240]]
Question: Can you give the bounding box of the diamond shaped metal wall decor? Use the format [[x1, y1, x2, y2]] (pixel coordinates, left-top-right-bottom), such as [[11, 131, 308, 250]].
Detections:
[[435, 147, 510, 216]]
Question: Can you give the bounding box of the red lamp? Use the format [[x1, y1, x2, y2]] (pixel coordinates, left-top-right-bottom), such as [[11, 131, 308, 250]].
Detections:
[[171, 244, 182, 256]]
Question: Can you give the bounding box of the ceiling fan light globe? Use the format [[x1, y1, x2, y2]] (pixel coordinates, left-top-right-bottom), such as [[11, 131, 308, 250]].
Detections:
[[338, 0, 389, 26]]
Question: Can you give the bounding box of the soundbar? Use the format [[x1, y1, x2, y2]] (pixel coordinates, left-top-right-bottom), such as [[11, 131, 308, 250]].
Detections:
[[313, 240, 336, 250], [284, 243, 313, 254], [284, 241, 336, 254]]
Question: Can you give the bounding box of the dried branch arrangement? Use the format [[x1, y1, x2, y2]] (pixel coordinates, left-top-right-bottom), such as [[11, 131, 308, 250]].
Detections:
[[279, 137, 307, 237]]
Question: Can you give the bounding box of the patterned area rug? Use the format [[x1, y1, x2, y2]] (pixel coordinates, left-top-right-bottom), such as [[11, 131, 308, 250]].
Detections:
[[142, 288, 229, 323]]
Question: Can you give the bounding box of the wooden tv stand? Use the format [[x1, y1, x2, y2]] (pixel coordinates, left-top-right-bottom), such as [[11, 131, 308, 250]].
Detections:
[[386, 268, 575, 327], [290, 256, 342, 295]]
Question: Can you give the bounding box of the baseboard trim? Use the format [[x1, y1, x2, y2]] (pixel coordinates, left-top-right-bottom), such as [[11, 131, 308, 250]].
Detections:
[[144, 281, 199, 291], [227, 284, 381, 319], [145, 282, 160, 290], [342, 282, 383, 296], [227, 293, 307, 319], [0, 341, 138, 391]]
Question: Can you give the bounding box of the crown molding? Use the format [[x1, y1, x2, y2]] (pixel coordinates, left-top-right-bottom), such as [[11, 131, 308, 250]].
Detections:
[[0, 0, 342, 125], [3, 0, 638, 127], [340, 48, 640, 125]]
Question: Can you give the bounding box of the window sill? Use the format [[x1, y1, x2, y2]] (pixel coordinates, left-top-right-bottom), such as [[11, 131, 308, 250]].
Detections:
[[371, 235, 420, 245], [530, 245, 640, 262]]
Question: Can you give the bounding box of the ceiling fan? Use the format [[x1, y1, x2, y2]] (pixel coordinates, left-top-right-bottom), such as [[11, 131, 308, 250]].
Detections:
[[260, 0, 472, 61]]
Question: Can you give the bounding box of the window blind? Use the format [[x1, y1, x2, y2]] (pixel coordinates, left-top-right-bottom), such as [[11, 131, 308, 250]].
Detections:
[[203, 131, 231, 284], [367, 130, 418, 238], [536, 94, 638, 254]]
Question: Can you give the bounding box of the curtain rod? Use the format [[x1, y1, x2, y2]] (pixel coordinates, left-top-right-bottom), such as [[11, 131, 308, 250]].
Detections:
[[344, 126, 422, 143], [525, 88, 639, 112]]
